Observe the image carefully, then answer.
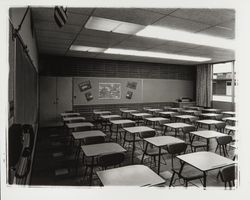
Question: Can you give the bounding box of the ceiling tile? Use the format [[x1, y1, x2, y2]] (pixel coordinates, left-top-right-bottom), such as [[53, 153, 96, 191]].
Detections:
[[170, 9, 235, 26], [34, 21, 82, 33], [93, 8, 165, 25], [36, 29, 77, 40], [153, 15, 210, 33], [66, 8, 94, 16], [140, 8, 178, 15]]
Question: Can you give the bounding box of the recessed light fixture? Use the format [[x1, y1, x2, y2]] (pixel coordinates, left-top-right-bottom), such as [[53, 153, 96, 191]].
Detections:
[[136, 26, 235, 50], [85, 16, 145, 34], [104, 48, 211, 62], [70, 45, 105, 52]]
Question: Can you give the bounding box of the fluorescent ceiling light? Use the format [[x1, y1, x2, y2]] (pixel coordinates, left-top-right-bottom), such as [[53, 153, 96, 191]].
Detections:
[[104, 48, 211, 62], [70, 45, 105, 52], [136, 26, 235, 50], [85, 16, 144, 34]]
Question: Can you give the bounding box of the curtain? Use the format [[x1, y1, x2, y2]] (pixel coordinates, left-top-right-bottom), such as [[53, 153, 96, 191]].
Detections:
[[196, 64, 212, 107]]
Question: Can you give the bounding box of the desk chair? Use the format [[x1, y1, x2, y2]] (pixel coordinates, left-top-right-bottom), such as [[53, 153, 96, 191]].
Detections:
[[215, 122, 226, 133], [215, 135, 233, 157], [140, 131, 168, 167], [219, 165, 236, 188], [167, 143, 204, 187], [81, 136, 106, 180], [182, 126, 207, 152], [98, 152, 125, 170], [158, 119, 170, 135], [122, 123, 140, 149]]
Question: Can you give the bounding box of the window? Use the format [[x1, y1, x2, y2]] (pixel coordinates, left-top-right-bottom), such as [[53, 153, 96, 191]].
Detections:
[[212, 62, 235, 102]]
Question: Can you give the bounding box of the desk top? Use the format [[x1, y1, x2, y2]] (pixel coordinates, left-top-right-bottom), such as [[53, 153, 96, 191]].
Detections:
[[144, 136, 185, 147], [225, 125, 237, 132], [146, 108, 163, 112], [110, 119, 135, 125], [168, 107, 183, 112], [131, 113, 152, 117], [187, 106, 203, 110], [81, 142, 126, 157], [96, 165, 165, 186], [223, 117, 237, 122], [123, 126, 155, 134], [61, 112, 80, 117], [145, 117, 168, 122], [62, 116, 86, 122], [197, 119, 223, 125], [190, 130, 226, 139], [182, 110, 199, 114], [72, 130, 106, 140], [202, 108, 221, 113], [201, 113, 221, 117], [222, 111, 236, 116], [100, 115, 121, 119], [66, 122, 94, 129], [93, 111, 111, 115], [177, 151, 235, 172], [165, 122, 193, 129], [159, 111, 176, 115], [120, 109, 138, 113], [176, 115, 197, 119]]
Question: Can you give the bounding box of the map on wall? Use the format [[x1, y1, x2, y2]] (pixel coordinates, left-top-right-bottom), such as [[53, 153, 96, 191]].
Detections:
[[99, 83, 121, 99]]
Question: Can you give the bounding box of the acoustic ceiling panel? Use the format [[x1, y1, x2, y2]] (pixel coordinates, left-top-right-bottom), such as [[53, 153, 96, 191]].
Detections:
[[153, 15, 211, 33], [93, 8, 165, 25], [170, 9, 235, 26]]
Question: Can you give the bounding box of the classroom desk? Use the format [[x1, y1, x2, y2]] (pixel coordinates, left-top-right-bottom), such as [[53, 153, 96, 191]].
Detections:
[[196, 119, 223, 130], [81, 142, 126, 185], [120, 109, 138, 118], [175, 115, 197, 123], [143, 136, 185, 174], [93, 111, 111, 115], [190, 130, 226, 151], [201, 113, 221, 119], [62, 116, 86, 123], [145, 108, 163, 115], [110, 119, 136, 141], [66, 122, 94, 131], [222, 111, 236, 116], [144, 117, 169, 128], [176, 151, 235, 188], [130, 112, 152, 124], [182, 110, 199, 115], [100, 115, 121, 120], [96, 165, 165, 186], [223, 117, 237, 123], [168, 107, 183, 112], [187, 106, 203, 111], [202, 108, 221, 113], [225, 125, 237, 134], [72, 130, 106, 171], [123, 126, 155, 163], [164, 123, 193, 137], [61, 112, 80, 117], [159, 111, 176, 118], [72, 130, 106, 140]]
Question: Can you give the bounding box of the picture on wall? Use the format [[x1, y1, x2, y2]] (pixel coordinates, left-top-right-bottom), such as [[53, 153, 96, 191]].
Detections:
[[126, 91, 133, 99], [85, 92, 94, 101], [99, 83, 121, 99], [126, 81, 137, 90], [78, 80, 91, 92]]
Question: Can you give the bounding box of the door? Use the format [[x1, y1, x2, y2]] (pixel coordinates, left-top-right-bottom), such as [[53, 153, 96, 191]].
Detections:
[[56, 77, 72, 123], [39, 76, 57, 127]]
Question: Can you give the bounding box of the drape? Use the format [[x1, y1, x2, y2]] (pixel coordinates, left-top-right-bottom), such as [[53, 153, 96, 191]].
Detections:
[[196, 64, 212, 107]]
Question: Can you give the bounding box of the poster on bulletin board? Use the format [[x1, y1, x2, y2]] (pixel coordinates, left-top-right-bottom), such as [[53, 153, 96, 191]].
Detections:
[[99, 83, 121, 99]]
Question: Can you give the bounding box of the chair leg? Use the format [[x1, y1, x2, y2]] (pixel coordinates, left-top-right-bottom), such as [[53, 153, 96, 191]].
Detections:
[[169, 171, 176, 187]]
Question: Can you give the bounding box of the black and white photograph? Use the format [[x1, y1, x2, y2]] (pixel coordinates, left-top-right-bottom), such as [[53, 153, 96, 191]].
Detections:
[[1, 1, 250, 200]]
